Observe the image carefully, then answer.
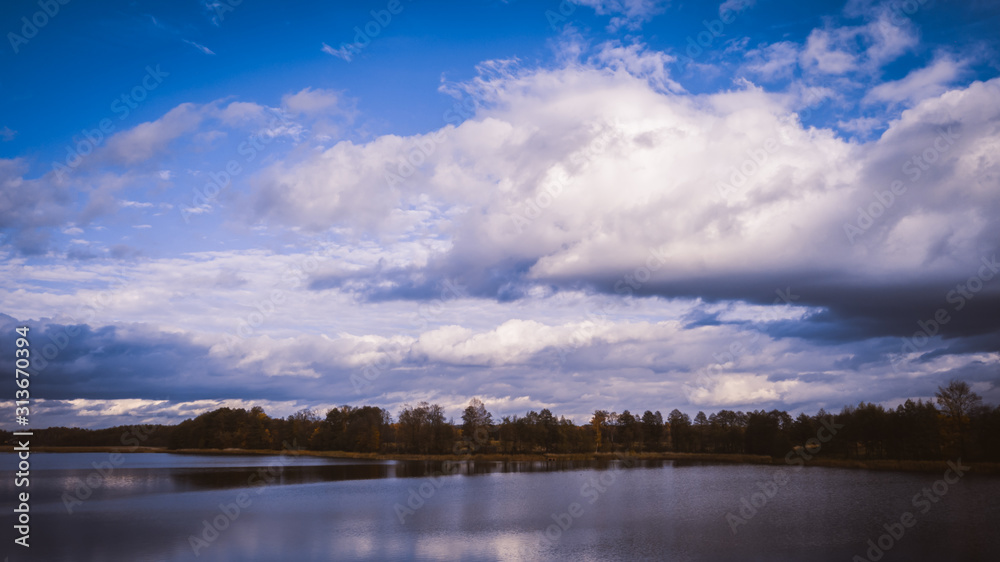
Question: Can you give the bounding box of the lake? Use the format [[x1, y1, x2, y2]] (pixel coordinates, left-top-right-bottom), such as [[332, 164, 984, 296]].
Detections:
[[3, 453, 999, 561]]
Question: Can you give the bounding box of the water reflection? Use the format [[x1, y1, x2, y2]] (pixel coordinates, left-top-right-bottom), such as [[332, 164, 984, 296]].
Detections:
[[3, 453, 998, 562]]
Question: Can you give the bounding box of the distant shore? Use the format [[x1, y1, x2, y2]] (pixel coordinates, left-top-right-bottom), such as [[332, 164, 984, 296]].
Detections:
[[4, 445, 999, 474]]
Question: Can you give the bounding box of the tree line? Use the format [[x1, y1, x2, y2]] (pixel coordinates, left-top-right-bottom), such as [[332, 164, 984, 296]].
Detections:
[[7, 381, 998, 462]]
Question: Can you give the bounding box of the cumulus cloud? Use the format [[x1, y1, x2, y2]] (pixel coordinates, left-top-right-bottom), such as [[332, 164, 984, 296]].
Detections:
[[240, 52, 1000, 351]]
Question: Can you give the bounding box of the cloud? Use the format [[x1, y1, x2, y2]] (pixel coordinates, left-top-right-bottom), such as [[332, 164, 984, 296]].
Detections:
[[5, 30, 999, 429], [322, 42, 356, 62], [238, 53, 1000, 352], [570, 0, 668, 31], [800, 28, 860, 74], [0, 126, 15, 141], [0, 158, 72, 254], [102, 103, 208, 165], [864, 55, 966, 106], [281, 88, 346, 116], [183, 39, 216, 55], [121, 200, 154, 208], [796, 13, 917, 75], [591, 41, 684, 93], [742, 41, 800, 81], [836, 116, 884, 136], [719, 0, 755, 17], [862, 13, 919, 68], [2, 300, 996, 428]]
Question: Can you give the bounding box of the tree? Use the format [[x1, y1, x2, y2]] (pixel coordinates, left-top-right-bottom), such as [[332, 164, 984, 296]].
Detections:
[[287, 408, 320, 449], [641, 410, 664, 451], [461, 398, 494, 442], [668, 409, 692, 452], [591, 410, 608, 452], [398, 402, 452, 454], [618, 410, 639, 452], [935, 380, 982, 421], [936, 380, 983, 457]]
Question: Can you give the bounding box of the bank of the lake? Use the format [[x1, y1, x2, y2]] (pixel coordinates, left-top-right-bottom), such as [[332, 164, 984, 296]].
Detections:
[[6, 445, 1000, 474], [4, 451, 1000, 561]]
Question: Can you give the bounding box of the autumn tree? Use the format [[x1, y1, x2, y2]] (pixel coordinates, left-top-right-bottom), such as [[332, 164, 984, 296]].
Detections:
[[461, 398, 494, 443], [936, 380, 983, 456]]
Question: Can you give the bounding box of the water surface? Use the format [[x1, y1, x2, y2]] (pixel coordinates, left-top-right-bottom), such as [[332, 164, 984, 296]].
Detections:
[[3, 453, 998, 561]]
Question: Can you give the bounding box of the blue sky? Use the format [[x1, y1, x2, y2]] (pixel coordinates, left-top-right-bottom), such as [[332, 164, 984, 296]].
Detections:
[[2, 0, 999, 428]]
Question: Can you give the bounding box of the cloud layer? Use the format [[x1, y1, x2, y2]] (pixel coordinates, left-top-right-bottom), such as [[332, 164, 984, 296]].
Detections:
[[3, 0, 999, 429]]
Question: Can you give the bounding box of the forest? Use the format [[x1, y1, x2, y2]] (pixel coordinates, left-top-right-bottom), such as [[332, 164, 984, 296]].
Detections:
[[10, 381, 999, 462]]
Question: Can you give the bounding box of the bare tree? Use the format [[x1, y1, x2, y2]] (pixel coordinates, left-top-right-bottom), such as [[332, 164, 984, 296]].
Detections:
[[935, 380, 982, 421]]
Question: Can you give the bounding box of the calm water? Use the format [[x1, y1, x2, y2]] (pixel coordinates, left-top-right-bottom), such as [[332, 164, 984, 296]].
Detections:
[[3, 453, 999, 561]]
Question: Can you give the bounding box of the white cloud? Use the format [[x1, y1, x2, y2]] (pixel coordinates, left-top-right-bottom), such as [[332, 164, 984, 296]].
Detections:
[[239, 51, 1000, 314], [797, 14, 917, 75], [282, 88, 345, 116], [742, 41, 800, 81], [864, 55, 965, 106], [863, 13, 919, 68], [103, 103, 208, 165], [570, 0, 668, 31], [591, 41, 684, 93], [322, 42, 356, 62], [686, 374, 798, 407], [719, 0, 755, 17], [837, 116, 884, 136], [121, 200, 154, 208], [800, 28, 859, 74], [183, 39, 216, 56]]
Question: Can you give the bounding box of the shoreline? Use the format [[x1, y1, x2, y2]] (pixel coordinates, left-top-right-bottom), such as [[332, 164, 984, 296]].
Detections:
[[4, 446, 999, 474]]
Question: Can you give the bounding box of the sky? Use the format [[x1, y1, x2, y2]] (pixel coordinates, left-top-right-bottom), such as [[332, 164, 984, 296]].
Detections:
[[1, 0, 999, 429]]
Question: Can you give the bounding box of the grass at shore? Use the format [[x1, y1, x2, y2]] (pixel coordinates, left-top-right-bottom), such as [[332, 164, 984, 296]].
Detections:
[[4, 445, 999, 474]]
